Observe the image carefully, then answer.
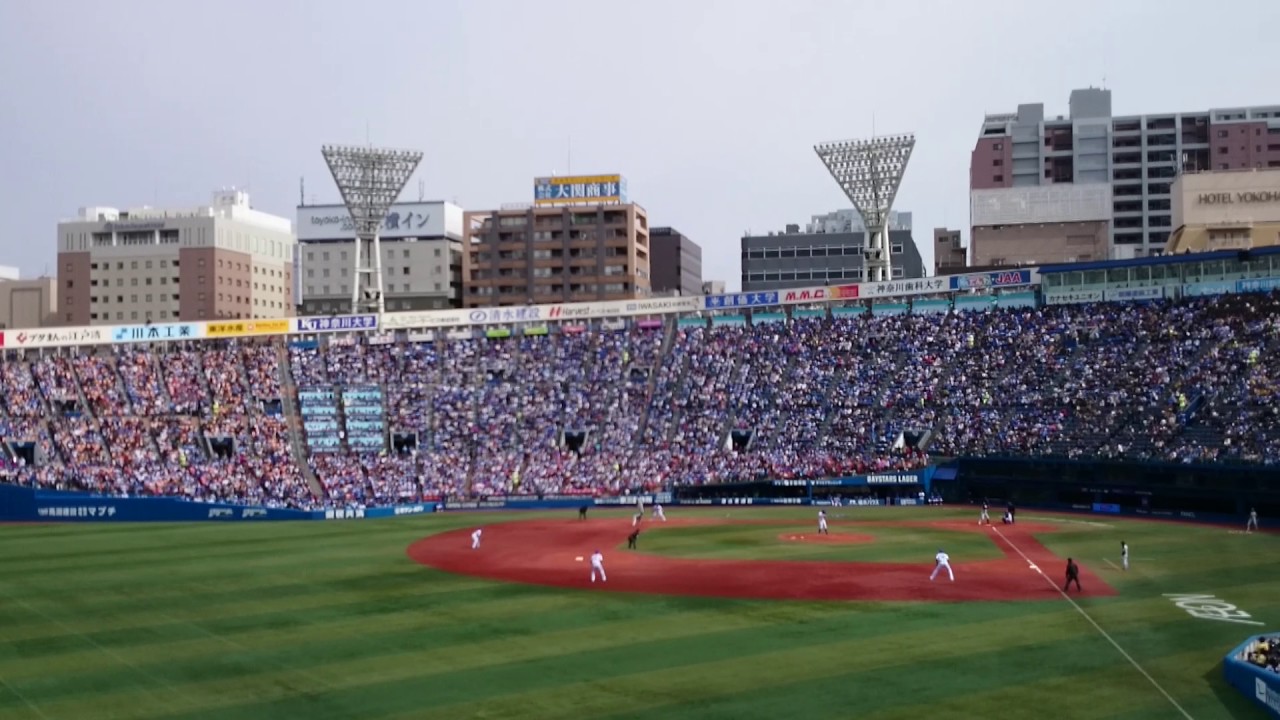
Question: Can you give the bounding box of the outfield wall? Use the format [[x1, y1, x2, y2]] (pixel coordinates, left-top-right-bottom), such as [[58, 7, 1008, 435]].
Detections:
[[0, 469, 936, 523], [1223, 634, 1280, 718]]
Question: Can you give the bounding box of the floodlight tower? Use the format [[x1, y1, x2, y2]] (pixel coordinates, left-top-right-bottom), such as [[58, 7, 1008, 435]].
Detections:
[[814, 134, 915, 283], [321, 144, 423, 316]]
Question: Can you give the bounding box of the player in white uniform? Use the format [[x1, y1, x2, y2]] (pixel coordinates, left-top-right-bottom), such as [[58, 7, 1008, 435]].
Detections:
[[1120, 541, 1129, 570], [1247, 508, 1259, 533], [471, 528, 482, 550], [978, 503, 990, 525], [930, 549, 954, 581], [590, 549, 606, 583], [818, 510, 829, 535], [632, 510, 643, 527], [652, 503, 667, 522]]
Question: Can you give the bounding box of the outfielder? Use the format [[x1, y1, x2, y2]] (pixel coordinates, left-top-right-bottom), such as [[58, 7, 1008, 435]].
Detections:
[[1120, 541, 1129, 571], [930, 548, 954, 581], [818, 510, 829, 535], [471, 528, 482, 550], [652, 503, 667, 522], [590, 549, 607, 583], [1247, 508, 1259, 533]]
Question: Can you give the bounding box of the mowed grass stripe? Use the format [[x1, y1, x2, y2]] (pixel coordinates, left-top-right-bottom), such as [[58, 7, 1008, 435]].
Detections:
[[21, 604, 1076, 720], [365, 609, 1132, 720], [0, 590, 614, 678]]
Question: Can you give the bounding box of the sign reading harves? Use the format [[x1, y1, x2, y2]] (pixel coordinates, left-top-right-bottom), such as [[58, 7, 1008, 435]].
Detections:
[[296, 202, 449, 241], [296, 315, 378, 333], [533, 175, 627, 206], [112, 323, 203, 343], [704, 292, 780, 309]]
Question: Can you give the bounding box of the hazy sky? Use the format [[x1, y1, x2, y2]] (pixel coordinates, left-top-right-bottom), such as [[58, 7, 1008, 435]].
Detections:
[[1, 0, 1276, 290]]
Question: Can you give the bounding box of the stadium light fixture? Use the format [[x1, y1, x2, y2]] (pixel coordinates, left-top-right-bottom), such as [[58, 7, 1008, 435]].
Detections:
[[321, 144, 423, 316], [814, 134, 915, 283]]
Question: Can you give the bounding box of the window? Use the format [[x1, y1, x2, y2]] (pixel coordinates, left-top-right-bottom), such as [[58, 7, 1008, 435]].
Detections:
[[993, 142, 1003, 150], [434, 282, 442, 291], [434, 248, 442, 257], [1217, 146, 1228, 154], [994, 175, 1004, 182], [992, 158, 1003, 166], [145, 260, 152, 269], [198, 258, 206, 268], [131, 278, 138, 286], [198, 275, 206, 285], [65, 280, 73, 288], [1217, 130, 1228, 138], [131, 261, 138, 270], [131, 311, 138, 320], [891, 243, 904, 254]]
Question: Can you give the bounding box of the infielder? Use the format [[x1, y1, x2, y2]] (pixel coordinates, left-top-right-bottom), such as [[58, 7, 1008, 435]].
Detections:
[[1247, 508, 1259, 533], [1120, 541, 1129, 571], [471, 528, 482, 550], [652, 503, 667, 522], [590, 549, 607, 583], [632, 510, 643, 527], [930, 548, 954, 581], [818, 510, 829, 535], [978, 502, 990, 525]]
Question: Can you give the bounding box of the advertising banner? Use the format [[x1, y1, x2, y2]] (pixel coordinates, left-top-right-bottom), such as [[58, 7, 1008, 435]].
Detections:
[[1045, 290, 1104, 305], [704, 291, 780, 310], [296, 202, 452, 241], [8, 326, 110, 349], [205, 319, 291, 339], [533, 174, 627, 206], [951, 269, 1034, 291], [858, 277, 950, 299], [780, 287, 836, 304], [112, 323, 204, 344], [1104, 286, 1165, 302], [1183, 281, 1235, 297], [295, 315, 378, 333], [1238, 277, 1280, 294]]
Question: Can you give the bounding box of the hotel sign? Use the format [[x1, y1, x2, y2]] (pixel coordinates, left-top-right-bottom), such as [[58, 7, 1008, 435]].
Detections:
[[1197, 191, 1280, 205]]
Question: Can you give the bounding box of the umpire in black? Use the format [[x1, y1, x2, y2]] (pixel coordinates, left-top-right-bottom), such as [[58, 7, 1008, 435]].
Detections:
[[1064, 558, 1081, 592], [627, 528, 640, 549]]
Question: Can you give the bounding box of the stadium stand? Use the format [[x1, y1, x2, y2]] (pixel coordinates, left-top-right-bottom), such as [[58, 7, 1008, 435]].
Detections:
[[0, 293, 1277, 508]]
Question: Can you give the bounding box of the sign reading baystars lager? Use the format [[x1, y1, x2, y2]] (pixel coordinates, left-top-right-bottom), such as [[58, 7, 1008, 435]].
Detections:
[[534, 175, 627, 206]]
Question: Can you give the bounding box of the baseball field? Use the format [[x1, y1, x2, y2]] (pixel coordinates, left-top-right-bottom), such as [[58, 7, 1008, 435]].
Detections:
[[0, 506, 1275, 719]]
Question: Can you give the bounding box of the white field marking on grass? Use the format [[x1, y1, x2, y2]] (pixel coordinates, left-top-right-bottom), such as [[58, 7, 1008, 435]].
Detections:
[[1104, 558, 1122, 571], [0, 589, 188, 710], [991, 526, 1195, 720], [0, 674, 50, 719], [1023, 516, 1114, 528]]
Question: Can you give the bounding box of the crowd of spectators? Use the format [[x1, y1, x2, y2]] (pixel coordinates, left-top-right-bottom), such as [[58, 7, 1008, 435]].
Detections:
[[2, 293, 1279, 508]]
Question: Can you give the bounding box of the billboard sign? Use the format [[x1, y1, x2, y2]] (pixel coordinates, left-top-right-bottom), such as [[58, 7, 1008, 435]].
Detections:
[[296, 202, 453, 241], [205, 319, 291, 339], [951, 269, 1034, 291], [112, 323, 204, 344], [533, 175, 627, 206], [704, 292, 779, 310]]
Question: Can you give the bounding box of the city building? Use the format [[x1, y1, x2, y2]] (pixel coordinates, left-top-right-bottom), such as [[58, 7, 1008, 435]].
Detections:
[[650, 227, 703, 296], [296, 201, 464, 315], [971, 87, 1280, 262], [740, 214, 924, 292], [0, 273, 57, 328], [1166, 168, 1280, 254], [805, 208, 912, 234], [702, 280, 726, 296], [57, 189, 295, 325], [464, 175, 650, 307], [933, 228, 967, 275]]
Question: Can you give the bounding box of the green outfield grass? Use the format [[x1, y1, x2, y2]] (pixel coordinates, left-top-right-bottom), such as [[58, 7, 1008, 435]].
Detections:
[[0, 507, 1275, 720]]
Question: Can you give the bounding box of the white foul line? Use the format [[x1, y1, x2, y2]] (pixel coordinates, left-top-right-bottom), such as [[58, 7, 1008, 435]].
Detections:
[[991, 526, 1194, 720], [1104, 558, 1121, 571]]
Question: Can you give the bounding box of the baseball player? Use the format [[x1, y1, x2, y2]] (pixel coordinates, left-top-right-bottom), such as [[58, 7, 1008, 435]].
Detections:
[[978, 502, 990, 525], [632, 510, 643, 527], [930, 548, 954, 581], [590, 549, 607, 583], [818, 510, 829, 535], [1120, 541, 1129, 571], [471, 528, 482, 550], [578, 505, 589, 521], [1064, 558, 1081, 592], [1247, 508, 1259, 533], [652, 503, 667, 522]]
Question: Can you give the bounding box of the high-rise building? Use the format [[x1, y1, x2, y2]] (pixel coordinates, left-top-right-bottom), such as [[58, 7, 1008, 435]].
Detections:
[[296, 201, 464, 315], [57, 190, 295, 325], [1167, 168, 1280, 253], [463, 204, 651, 307], [970, 88, 1280, 264], [0, 273, 57, 328], [740, 214, 924, 292], [933, 228, 967, 275], [650, 227, 703, 296]]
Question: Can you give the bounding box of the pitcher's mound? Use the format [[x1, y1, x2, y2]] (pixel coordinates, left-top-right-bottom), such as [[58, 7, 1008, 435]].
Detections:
[[778, 532, 875, 544]]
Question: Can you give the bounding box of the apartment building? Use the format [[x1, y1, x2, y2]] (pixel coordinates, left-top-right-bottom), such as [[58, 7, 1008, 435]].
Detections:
[[650, 227, 703, 296], [971, 87, 1280, 262], [463, 203, 651, 307], [57, 189, 294, 325]]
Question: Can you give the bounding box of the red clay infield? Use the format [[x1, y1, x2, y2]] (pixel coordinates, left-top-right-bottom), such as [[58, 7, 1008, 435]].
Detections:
[[406, 516, 1117, 602]]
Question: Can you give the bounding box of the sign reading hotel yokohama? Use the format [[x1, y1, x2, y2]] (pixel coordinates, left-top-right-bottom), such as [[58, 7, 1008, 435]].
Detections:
[[1197, 191, 1280, 204]]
